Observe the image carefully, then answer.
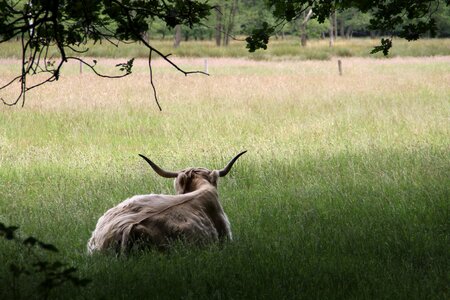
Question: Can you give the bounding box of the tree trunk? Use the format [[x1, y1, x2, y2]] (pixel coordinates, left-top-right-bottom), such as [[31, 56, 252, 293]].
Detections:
[[345, 25, 352, 39], [300, 8, 313, 47], [333, 12, 338, 39], [141, 31, 149, 43], [173, 25, 182, 48], [300, 27, 307, 46], [329, 13, 334, 47], [215, 5, 222, 46], [339, 18, 345, 38], [223, 0, 238, 46]]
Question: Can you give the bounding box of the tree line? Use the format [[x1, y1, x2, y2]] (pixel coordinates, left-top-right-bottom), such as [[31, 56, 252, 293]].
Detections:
[[158, 1, 450, 47]]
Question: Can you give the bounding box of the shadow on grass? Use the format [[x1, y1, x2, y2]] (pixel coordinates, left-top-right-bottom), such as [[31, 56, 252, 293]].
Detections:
[[0, 147, 448, 299]]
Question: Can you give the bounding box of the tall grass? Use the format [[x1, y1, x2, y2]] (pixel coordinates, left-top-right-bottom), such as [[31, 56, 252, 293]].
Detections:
[[0, 56, 449, 299], [1, 38, 450, 60]]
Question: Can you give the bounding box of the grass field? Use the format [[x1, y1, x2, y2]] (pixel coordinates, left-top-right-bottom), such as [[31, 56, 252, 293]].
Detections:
[[0, 54, 449, 299], [1, 38, 450, 60]]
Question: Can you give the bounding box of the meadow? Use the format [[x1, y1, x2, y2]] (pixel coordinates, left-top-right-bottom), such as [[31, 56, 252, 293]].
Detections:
[[1, 38, 450, 60], [0, 48, 449, 298]]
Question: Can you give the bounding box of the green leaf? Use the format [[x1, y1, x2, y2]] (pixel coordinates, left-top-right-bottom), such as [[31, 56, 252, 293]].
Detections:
[[370, 38, 393, 56]]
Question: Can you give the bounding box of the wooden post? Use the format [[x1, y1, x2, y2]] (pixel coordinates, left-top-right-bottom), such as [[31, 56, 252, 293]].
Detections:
[[338, 60, 342, 76], [204, 59, 208, 74]]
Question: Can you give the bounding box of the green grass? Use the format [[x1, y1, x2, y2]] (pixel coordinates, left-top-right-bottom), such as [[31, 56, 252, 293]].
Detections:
[[0, 56, 449, 299], [1, 38, 450, 60]]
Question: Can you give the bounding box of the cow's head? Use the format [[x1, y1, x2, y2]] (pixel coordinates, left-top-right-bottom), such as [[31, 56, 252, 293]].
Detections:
[[139, 151, 247, 194]]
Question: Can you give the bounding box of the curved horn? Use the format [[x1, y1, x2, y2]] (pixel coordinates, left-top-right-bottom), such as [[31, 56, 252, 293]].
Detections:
[[138, 154, 178, 178], [218, 151, 247, 177]]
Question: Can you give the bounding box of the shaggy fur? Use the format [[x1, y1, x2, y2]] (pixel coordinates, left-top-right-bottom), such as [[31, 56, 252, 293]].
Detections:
[[87, 167, 233, 254]]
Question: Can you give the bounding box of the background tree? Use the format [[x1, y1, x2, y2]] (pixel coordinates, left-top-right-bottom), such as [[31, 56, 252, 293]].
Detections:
[[299, 8, 313, 46], [200, 0, 241, 47], [246, 0, 449, 54], [338, 8, 371, 39], [222, 0, 239, 46], [215, 3, 223, 46], [329, 11, 335, 47], [435, 4, 450, 36], [174, 24, 182, 47], [238, 0, 275, 37]]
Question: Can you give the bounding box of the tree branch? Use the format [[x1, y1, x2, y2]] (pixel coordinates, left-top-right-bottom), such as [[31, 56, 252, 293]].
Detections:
[[148, 50, 162, 111], [1, 0, 211, 109], [66, 57, 133, 79]]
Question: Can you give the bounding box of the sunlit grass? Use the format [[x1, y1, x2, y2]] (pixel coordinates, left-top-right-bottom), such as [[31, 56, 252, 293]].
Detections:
[[1, 38, 450, 61], [0, 56, 449, 299]]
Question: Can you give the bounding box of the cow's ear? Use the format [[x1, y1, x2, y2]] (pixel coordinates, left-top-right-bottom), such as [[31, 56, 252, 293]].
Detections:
[[209, 170, 219, 187], [175, 172, 188, 194]]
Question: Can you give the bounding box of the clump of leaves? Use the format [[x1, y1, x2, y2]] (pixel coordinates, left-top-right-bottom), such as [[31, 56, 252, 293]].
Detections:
[[246, 22, 275, 52], [115, 58, 135, 74], [0, 222, 91, 299], [370, 38, 393, 55]]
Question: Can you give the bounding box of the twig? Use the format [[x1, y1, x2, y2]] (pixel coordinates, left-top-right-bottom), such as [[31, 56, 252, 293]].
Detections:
[[66, 57, 133, 79], [148, 49, 162, 111]]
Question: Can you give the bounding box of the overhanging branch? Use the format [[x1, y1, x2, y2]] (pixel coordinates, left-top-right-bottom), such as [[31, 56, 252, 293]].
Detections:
[[0, 0, 213, 110]]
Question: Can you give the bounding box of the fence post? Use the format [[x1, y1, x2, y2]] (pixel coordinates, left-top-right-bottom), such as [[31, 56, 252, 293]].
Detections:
[[204, 59, 208, 74]]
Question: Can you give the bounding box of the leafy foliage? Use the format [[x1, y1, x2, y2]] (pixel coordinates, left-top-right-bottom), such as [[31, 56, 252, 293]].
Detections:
[[245, 22, 275, 52], [246, 0, 447, 53], [370, 37, 393, 55], [115, 58, 135, 74], [0, 222, 91, 299]]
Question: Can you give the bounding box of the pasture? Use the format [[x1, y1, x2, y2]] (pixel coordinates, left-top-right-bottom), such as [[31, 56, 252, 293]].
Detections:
[[1, 38, 450, 60], [0, 55, 449, 299]]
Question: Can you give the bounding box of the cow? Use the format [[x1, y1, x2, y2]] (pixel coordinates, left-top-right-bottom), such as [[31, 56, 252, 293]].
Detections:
[[87, 151, 246, 254]]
